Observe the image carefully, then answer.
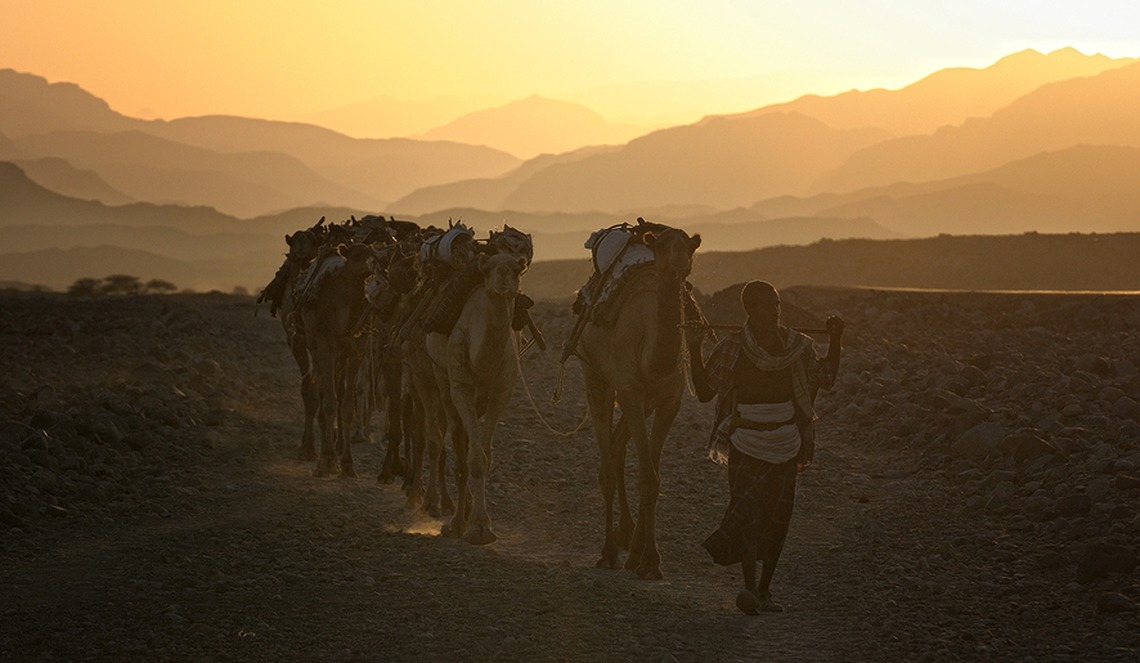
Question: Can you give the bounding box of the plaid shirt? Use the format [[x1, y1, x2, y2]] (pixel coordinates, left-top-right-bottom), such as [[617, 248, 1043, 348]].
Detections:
[[705, 330, 835, 448]]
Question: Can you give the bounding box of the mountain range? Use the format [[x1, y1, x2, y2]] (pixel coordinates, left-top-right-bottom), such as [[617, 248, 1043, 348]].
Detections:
[[3, 47, 1140, 293]]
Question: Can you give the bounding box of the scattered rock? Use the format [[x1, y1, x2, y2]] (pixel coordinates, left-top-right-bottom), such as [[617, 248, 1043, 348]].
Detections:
[[952, 423, 1005, 459], [1096, 593, 1138, 614]]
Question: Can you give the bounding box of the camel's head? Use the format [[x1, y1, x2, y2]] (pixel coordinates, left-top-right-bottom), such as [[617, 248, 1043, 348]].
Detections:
[[338, 242, 374, 277], [645, 228, 701, 278], [479, 253, 527, 297], [488, 225, 534, 267], [386, 245, 419, 294], [285, 229, 323, 263]]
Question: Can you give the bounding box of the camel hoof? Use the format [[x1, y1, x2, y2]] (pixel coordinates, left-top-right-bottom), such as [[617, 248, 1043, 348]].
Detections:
[[377, 471, 396, 485], [636, 565, 664, 581], [405, 492, 423, 511], [442, 519, 464, 539], [465, 525, 497, 546], [595, 555, 620, 570], [339, 466, 358, 479], [425, 503, 442, 519]]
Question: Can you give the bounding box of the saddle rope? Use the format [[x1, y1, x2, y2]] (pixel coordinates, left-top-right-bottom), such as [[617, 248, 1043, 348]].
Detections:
[[513, 334, 590, 438]]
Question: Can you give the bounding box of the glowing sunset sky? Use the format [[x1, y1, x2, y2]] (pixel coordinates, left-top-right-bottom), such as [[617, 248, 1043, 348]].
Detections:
[[1, 0, 1136, 125]]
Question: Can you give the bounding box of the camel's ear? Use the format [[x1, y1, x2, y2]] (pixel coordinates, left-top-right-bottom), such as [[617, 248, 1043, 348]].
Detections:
[[690, 234, 702, 250], [285, 233, 294, 246], [335, 242, 349, 258], [516, 256, 528, 273], [642, 230, 658, 247]]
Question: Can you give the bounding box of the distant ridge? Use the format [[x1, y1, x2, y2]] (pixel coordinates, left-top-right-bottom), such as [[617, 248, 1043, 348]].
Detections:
[[736, 47, 1135, 136], [814, 61, 1140, 193], [414, 95, 648, 159], [524, 233, 1140, 301], [0, 69, 522, 215]]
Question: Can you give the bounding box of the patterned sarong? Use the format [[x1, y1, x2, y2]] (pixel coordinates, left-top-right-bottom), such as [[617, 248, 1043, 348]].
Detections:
[[702, 445, 797, 566]]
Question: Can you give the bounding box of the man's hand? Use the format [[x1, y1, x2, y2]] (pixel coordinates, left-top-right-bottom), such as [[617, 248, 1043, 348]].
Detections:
[[825, 315, 844, 339]]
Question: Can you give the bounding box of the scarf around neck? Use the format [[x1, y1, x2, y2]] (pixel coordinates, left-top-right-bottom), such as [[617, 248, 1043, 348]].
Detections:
[[742, 321, 816, 427]]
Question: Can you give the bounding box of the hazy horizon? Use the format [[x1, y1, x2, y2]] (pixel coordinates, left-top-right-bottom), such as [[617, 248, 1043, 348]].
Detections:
[[3, 1, 1137, 131]]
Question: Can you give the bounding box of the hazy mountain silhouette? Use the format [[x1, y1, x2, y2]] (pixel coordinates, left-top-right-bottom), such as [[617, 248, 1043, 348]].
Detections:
[[528, 216, 901, 262], [145, 115, 521, 204], [292, 93, 503, 139], [10, 129, 381, 217], [1, 161, 907, 291], [0, 162, 360, 237], [395, 113, 888, 214], [9, 157, 134, 205], [815, 61, 1140, 193], [414, 95, 648, 159], [0, 69, 521, 214], [737, 48, 1134, 137], [496, 112, 889, 212], [0, 70, 136, 136], [746, 145, 1140, 236], [390, 146, 620, 214]]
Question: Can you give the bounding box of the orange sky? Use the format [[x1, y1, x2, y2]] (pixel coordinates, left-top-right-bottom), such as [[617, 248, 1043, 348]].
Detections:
[[1, 1, 1136, 125]]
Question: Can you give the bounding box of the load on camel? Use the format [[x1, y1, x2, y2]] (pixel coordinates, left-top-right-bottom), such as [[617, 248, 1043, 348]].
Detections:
[[258, 214, 417, 478], [414, 222, 537, 544], [562, 217, 704, 579]]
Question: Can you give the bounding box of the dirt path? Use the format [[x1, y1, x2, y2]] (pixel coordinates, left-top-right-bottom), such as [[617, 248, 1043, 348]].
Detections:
[[3, 292, 1138, 661]]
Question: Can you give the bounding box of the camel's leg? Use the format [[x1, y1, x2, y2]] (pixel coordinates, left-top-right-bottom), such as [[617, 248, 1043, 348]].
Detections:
[[311, 339, 338, 478], [610, 414, 635, 551], [630, 388, 680, 580], [584, 371, 620, 569], [433, 362, 469, 537], [401, 389, 425, 509], [456, 376, 511, 546], [415, 355, 452, 516], [445, 403, 471, 539], [416, 379, 447, 516], [293, 335, 318, 461], [617, 390, 664, 580], [379, 350, 407, 483], [336, 347, 361, 479], [351, 348, 375, 446]]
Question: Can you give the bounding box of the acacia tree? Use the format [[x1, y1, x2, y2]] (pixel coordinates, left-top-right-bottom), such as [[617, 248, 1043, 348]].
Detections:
[[101, 274, 142, 296], [144, 279, 178, 294], [67, 277, 103, 297]]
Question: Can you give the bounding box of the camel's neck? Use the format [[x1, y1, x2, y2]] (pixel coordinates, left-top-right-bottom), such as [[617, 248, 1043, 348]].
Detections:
[[647, 269, 683, 376], [472, 288, 516, 370]]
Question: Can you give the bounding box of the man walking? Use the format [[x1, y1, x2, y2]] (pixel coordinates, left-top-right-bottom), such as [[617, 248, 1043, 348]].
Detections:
[[688, 281, 843, 613]]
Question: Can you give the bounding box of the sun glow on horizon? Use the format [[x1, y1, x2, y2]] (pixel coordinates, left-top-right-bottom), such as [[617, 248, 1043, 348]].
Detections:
[[1, 1, 1137, 127]]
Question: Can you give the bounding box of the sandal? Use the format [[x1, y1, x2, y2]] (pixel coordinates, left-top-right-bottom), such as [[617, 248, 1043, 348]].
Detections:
[[736, 589, 760, 615], [757, 592, 785, 612]]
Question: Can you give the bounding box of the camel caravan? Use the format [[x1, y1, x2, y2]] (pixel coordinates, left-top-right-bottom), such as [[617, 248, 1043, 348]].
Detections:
[[258, 215, 704, 564]]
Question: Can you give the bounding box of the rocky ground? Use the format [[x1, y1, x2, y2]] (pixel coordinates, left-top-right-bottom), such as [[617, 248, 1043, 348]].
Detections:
[[1, 286, 1139, 662]]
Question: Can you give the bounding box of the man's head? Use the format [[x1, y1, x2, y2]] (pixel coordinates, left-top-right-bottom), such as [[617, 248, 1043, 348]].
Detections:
[[741, 280, 780, 328]]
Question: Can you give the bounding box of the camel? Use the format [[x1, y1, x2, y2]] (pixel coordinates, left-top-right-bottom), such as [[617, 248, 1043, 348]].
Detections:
[[299, 242, 374, 477], [574, 226, 701, 579], [426, 251, 528, 544], [358, 242, 416, 484], [257, 220, 325, 461]]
